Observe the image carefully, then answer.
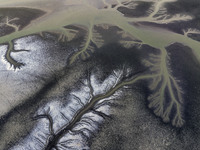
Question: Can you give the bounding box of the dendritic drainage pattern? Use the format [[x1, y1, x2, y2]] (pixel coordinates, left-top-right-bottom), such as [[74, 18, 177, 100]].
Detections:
[[1, 1, 200, 149]]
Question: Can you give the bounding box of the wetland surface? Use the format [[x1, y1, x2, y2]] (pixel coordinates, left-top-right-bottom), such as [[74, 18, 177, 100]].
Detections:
[[0, 0, 200, 149]]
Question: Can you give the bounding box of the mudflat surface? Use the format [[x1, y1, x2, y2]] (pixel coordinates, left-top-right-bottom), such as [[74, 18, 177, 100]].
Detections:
[[0, 0, 200, 150]]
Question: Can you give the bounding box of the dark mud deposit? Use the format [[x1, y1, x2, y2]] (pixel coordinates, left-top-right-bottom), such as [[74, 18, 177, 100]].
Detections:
[[0, 0, 200, 150]]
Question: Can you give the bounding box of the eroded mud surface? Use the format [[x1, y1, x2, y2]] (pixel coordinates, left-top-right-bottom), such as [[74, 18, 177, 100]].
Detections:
[[0, 0, 200, 149]]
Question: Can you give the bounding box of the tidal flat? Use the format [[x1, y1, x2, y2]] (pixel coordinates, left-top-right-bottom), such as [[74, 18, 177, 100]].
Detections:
[[0, 0, 200, 150]]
